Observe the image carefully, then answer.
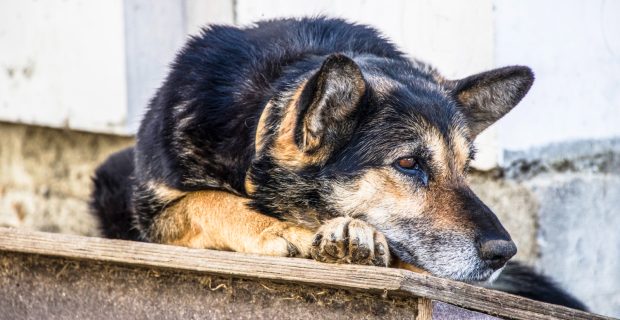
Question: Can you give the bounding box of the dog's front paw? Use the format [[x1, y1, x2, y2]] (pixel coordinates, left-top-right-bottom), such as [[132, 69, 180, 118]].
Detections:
[[310, 217, 390, 267]]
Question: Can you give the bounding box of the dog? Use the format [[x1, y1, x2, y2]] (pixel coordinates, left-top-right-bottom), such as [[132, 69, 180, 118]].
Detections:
[[90, 17, 586, 310]]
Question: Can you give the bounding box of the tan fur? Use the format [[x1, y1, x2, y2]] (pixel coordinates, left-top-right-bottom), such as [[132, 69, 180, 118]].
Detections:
[[393, 259, 429, 274], [272, 81, 312, 168], [451, 127, 471, 173], [270, 77, 363, 168], [423, 128, 450, 178], [419, 123, 472, 184], [425, 185, 475, 233], [244, 176, 257, 195], [150, 189, 315, 257], [331, 168, 424, 222], [254, 101, 273, 154], [147, 181, 187, 203], [331, 164, 472, 235]]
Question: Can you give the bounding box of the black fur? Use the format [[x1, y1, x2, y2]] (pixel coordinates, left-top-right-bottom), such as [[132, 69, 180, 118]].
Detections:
[[90, 16, 584, 310], [90, 147, 140, 241], [489, 261, 588, 311]]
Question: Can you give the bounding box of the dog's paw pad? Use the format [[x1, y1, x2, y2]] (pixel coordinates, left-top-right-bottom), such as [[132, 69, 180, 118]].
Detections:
[[351, 243, 370, 262]]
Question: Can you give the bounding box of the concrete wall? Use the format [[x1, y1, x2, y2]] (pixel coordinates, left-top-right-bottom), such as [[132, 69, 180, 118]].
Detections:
[[504, 140, 620, 316], [0, 0, 619, 317], [0, 122, 133, 235]]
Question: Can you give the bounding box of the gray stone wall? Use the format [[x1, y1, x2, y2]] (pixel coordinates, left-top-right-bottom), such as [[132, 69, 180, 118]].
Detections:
[[0, 122, 618, 317], [0, 122, 133, 235], [500, 140, 620, 316]]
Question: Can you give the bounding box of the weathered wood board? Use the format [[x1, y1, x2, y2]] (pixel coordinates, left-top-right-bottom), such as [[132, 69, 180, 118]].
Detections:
[[0, 228, 611, 320]]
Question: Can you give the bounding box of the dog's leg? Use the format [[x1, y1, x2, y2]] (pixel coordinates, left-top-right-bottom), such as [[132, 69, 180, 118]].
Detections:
[[142, 188, 393, 266], [147, 190, 315, 257]]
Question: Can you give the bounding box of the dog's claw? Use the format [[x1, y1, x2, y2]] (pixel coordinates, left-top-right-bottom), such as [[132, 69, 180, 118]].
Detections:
[[376, 243, 385, 256], [312, 234, 323, 246], [310, 217, 390, 267], [286, 242, 299, 257]]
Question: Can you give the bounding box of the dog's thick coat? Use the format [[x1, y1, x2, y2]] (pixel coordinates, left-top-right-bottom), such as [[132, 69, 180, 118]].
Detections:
[[91, 17, 585, 310]]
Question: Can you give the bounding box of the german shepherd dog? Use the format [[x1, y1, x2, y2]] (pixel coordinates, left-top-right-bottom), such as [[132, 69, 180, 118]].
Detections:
[[91, 17, 586, 310]]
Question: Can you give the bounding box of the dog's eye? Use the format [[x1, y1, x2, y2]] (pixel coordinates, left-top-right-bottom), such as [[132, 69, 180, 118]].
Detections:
[[397, 158, 417, 169], [394, 157, 429, 186]]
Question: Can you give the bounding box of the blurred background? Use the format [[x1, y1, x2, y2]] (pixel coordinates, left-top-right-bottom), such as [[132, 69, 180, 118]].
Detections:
[[0, 0, 618, 316]]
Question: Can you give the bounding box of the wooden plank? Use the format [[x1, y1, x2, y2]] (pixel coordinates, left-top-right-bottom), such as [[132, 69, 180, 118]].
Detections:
[[0, 227, 612, 320], [416, 298, 433, 320]]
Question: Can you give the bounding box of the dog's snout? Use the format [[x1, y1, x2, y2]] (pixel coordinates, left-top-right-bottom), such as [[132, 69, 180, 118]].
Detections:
[[457, 187, 517, 270], [479, 239, 517, 270]]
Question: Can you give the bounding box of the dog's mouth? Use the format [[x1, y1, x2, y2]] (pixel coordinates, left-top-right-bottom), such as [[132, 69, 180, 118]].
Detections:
[[388, 239, 502, 282]]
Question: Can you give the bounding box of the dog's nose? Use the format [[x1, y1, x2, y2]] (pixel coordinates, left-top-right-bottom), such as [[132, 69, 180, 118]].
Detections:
[[479, 239, 517, 270]]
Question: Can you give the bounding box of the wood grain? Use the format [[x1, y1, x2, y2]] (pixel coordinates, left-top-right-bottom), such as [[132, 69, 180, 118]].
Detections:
[[0, 227, 612, 320], [416, 298, 433, 320]]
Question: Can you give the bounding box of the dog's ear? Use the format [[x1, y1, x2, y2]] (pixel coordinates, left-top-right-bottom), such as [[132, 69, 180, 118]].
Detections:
[[446, 66, 534, 137], [297, 54, 366, 154]]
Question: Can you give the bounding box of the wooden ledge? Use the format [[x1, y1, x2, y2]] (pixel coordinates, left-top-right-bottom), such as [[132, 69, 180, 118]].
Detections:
[[0, 227, 611, 320]]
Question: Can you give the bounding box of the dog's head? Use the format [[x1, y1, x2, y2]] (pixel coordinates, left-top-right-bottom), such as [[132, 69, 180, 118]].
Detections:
[[247, 53, 533, 281]]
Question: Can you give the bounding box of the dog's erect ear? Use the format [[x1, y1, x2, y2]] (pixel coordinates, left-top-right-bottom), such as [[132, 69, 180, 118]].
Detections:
[[298, 54, 366, 154], [446, 66, 534, 137]]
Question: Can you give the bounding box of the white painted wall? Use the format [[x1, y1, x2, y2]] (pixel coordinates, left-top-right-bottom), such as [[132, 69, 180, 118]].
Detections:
[[0, 0, 231, 134], [494, 0, 620, 153], [0, 0, 128, 134], [122, 0, 238, 132], [235, 0, 494, 80], [185, 0, 234, 35], [123, 0, 187, 133]]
